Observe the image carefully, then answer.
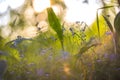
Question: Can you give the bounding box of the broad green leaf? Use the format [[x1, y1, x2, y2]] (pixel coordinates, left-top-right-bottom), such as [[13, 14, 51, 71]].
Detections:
[[47, 7, 64, 50], [102, 15, 113, 32], [114, 11, 120, 53], [114, 11, 120, 34]]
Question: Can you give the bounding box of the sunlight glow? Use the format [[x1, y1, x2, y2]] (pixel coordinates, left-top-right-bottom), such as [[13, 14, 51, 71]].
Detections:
[[0, 10, 10, 26], [0, 0, 25, 12], [64, 0, 101, 25], [63, 63, 71, 75], [0, 0, 25, 26], [33, 0, 50, 13], [0, 0, 8, 14], [0, 0, 102, 26], [52, 5, 60, 15], [7, 0, 25, 9]]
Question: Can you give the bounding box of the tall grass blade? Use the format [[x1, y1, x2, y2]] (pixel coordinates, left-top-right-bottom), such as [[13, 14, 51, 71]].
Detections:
[[96, 6, 114, 38], [114, 11, 120, 54], [47, 7, 64, 50], [96, 11, 100, 38], [76, 38, 101, 57], [102, 15, 116, 54], [98, 6, 114, 10], [114, 11, 120, 34], [102, 15, 114, 32]]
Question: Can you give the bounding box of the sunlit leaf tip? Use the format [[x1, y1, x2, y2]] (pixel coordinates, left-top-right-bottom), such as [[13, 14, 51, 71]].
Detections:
[[47, 7, 64, 50]]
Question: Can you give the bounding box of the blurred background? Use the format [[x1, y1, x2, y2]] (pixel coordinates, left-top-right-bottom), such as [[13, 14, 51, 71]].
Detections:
[[1, 1, 120, 80], [0, 0, 104, 39]]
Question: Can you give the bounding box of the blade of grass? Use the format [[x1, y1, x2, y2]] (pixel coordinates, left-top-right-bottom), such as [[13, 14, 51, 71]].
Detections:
[[98, 6, 114, 10], [96, 5, 114, 38], [114, 11, 120, 34], [96, 11, 100, 38], [103, 15, 117, 54], [102, 15, 114, 32], [114, 11, 120, 54], [76, 38, 101, 57], [47, 7, 64, 50]]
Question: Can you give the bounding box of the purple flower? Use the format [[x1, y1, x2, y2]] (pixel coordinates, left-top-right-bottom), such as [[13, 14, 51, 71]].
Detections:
[[40, 49, 47, 55], [96, 59, 102, 63], [104, 53, 109, 58], [106, 31, 112, 35], [37, 68, 44, 76], [109, 54, 117, 61], [45, 73, 50, 77], [61, 51, 69, 60], [87, 63, 92, 67], [116, 68, 120, 71], [26, 71, 31, 74]]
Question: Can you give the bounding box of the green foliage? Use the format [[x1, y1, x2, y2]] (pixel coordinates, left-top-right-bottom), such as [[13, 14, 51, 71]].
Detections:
[[9, 10, 26, 30], [114, 11, 120, 34], [96, 6, 114, 37], [1, 2, 120, 80], [102, 15, 114, 32], [97, 6, 114, 10], [86, 15, 107, 39], [96, 11, 100, 38], [77, 37, 101, 57], [9, 16, 25, 29], [47, 7, 64, 50]]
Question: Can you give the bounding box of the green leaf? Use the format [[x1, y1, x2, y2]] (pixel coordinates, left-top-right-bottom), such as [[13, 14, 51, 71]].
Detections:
[[97, 6, 114, 10], [47, 7, 64, 50], [96, 5, 114, 38], [96, 11, 100, 38], [114, 11, 120, 53], [76, 37, 101, 57], [102, 15, 113, 32], [114, 11, 120, 34]]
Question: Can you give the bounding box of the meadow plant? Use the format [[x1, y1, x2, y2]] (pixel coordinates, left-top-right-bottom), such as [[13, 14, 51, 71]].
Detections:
[[1, 1, 120, 80]]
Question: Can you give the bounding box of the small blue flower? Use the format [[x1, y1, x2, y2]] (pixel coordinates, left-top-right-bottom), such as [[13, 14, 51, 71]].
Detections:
[[60, 50, 70, 60]]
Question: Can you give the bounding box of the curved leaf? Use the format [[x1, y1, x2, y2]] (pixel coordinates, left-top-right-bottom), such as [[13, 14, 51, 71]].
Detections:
[[114, 11, 120, 34], [47, 7, 64, 50], [102, 15, 113, 32]]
